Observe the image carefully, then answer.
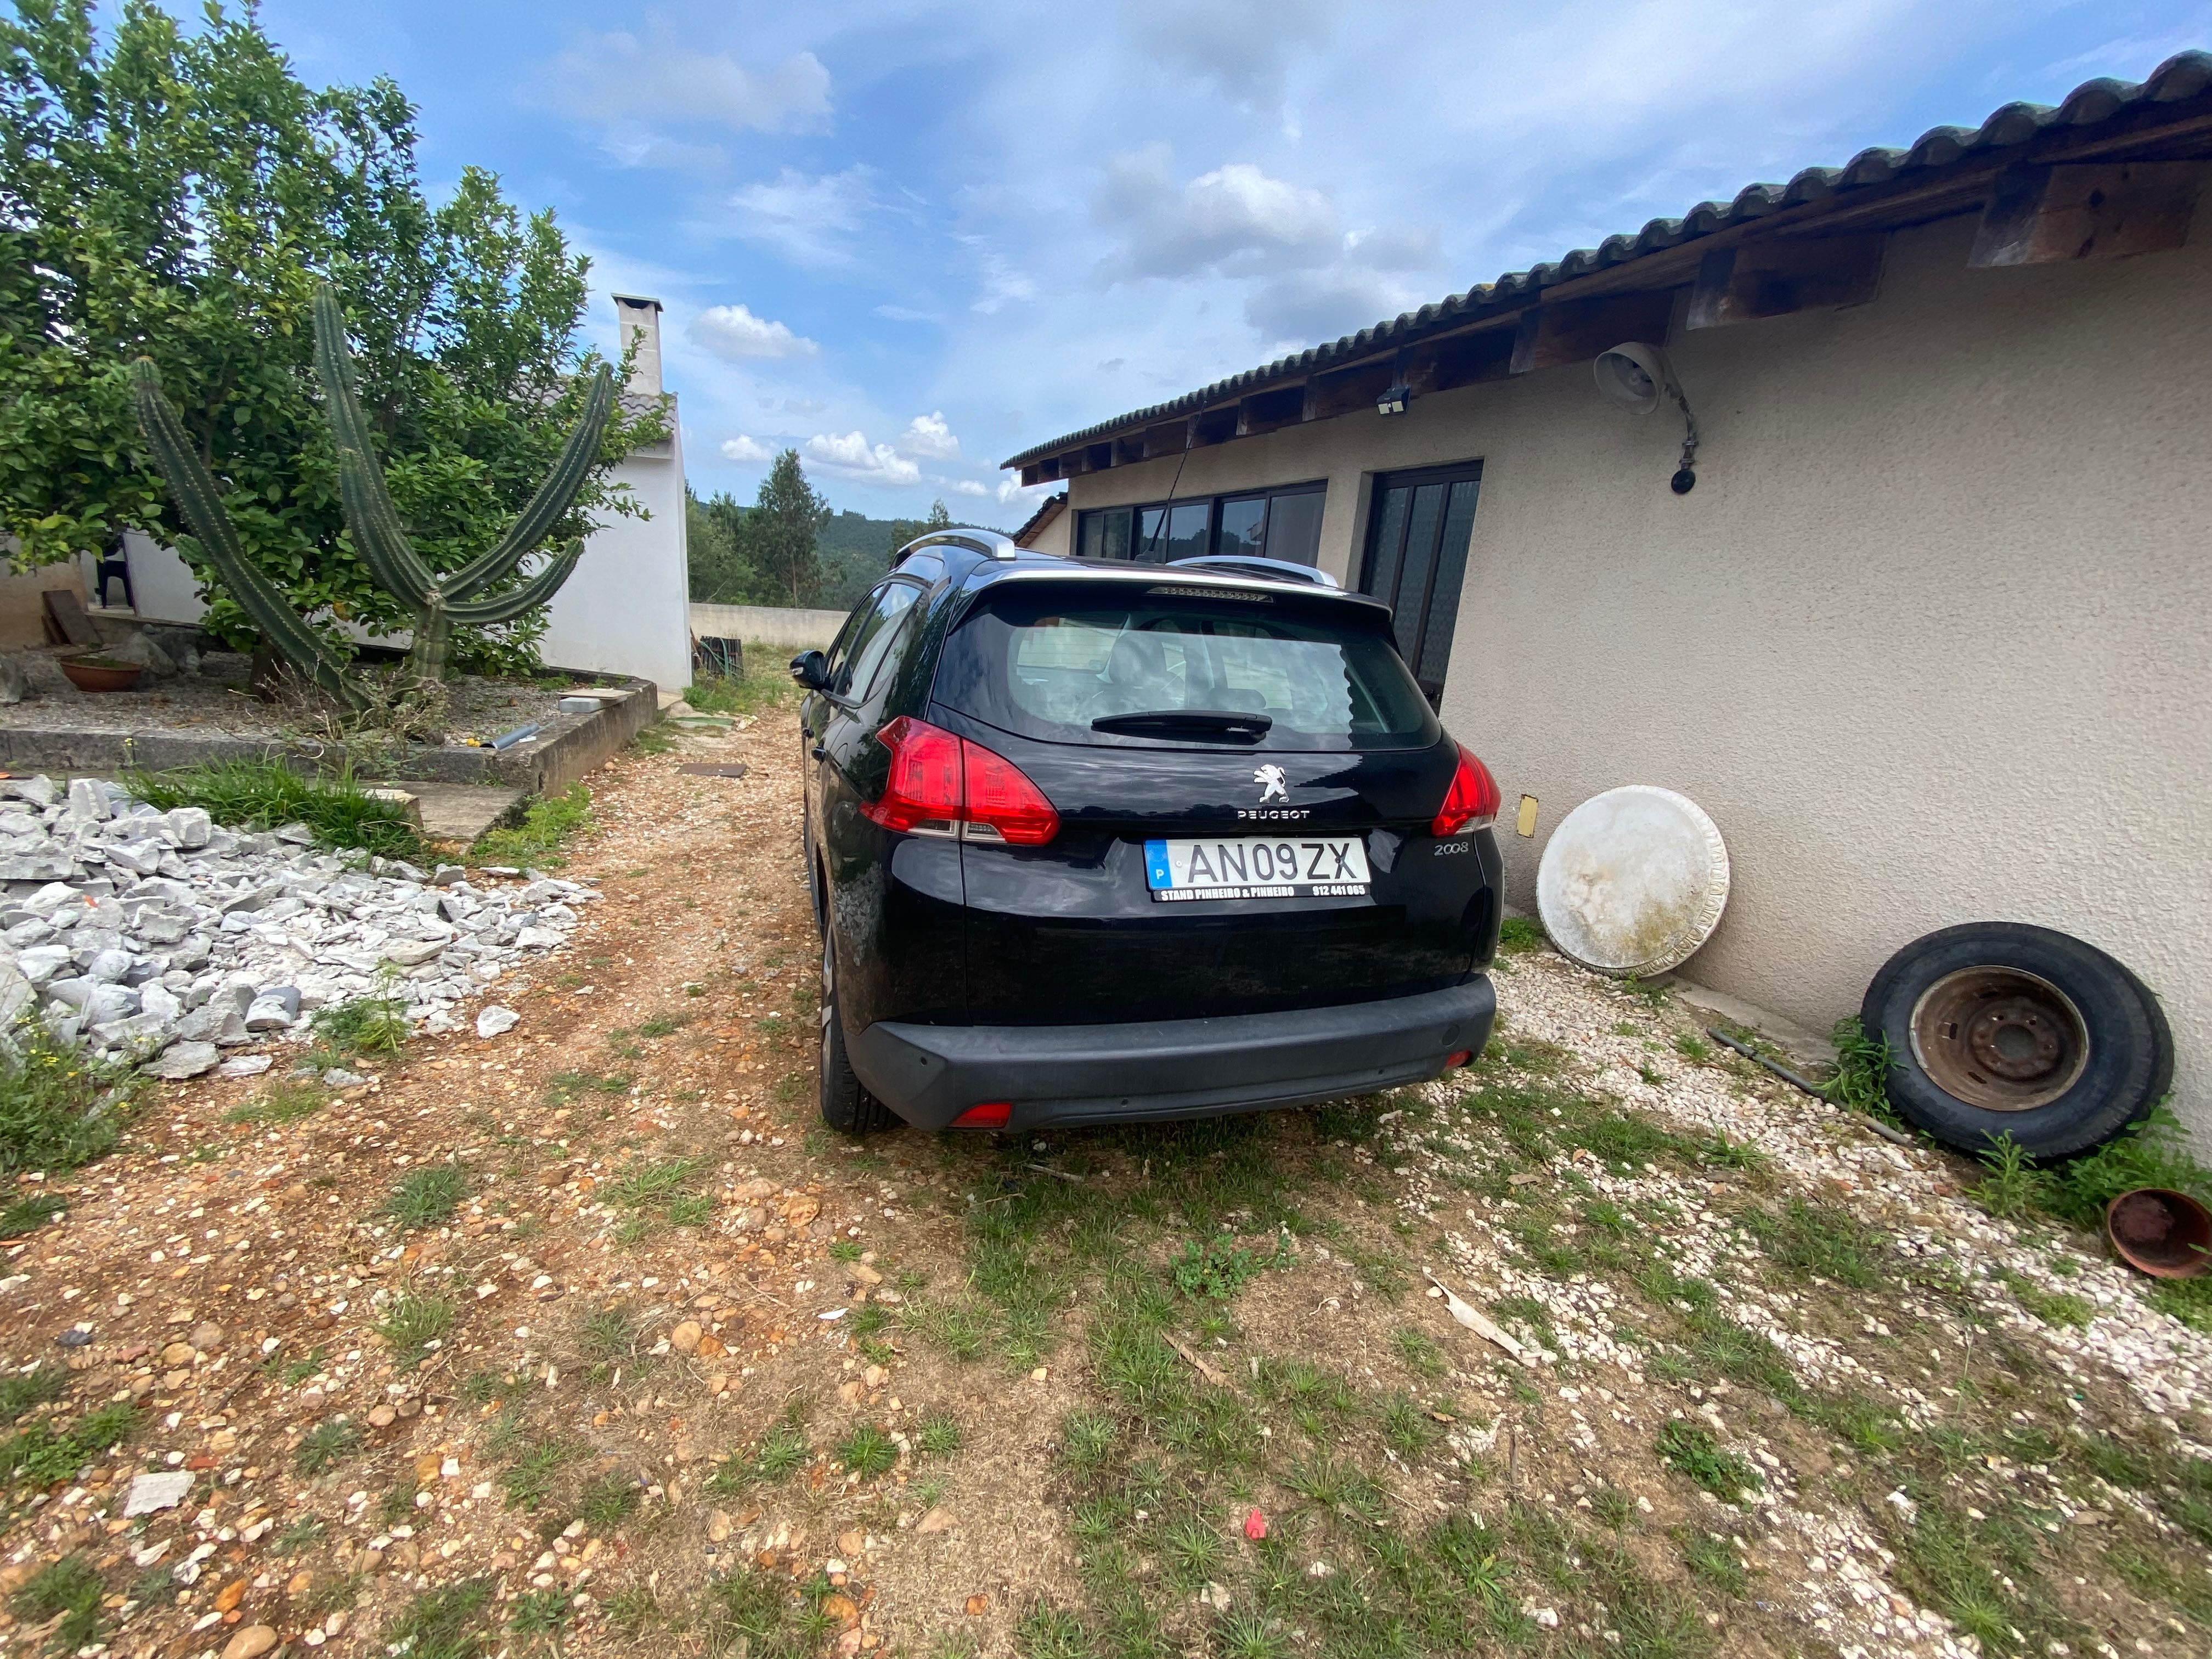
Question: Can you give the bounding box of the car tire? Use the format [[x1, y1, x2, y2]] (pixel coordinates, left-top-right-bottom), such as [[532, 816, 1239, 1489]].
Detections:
[[819, 930, 895, 1136], [1860, 922, 2172, 1159]]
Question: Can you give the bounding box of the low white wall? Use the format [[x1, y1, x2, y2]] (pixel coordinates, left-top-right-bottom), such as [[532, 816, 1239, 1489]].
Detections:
[[690, 603, 848, 651]]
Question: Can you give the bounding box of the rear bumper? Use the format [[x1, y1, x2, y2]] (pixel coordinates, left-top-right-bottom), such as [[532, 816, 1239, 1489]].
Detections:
[[845, 977, 1496, 1131]]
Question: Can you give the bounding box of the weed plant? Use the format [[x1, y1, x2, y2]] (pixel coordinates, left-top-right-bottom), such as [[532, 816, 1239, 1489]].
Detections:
[[127, 759, 420, 856]]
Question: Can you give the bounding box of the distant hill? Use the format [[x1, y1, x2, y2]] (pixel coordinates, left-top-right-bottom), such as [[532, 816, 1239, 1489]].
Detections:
[[690, 493, 1008, 613]]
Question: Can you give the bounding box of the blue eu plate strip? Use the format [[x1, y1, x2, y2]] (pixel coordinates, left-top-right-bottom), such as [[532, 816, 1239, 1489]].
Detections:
[[1144, 839, 1172, 890]]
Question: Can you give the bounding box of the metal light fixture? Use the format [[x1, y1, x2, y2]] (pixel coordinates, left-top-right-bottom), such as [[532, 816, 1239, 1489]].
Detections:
[[1375, 380, 1410, 416], [1593, 341, 1700, 493]]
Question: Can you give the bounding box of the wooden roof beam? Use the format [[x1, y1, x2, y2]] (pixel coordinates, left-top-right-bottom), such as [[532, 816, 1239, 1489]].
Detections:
[[1510, 290, 1679, 374], [1968, 161, 2200, 266], [1686, 233, 1885, 329]]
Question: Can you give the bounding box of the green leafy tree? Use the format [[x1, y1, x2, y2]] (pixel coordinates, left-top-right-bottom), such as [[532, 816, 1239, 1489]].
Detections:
[[685, 485, 758, 603], [738, 449, 828, 607], [881, 499, 953, 567], [0, 0, 662, 670]]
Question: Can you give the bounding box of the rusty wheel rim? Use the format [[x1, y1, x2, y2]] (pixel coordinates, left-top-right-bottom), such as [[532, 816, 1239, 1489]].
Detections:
[[1909, 967, 2089, 1112]]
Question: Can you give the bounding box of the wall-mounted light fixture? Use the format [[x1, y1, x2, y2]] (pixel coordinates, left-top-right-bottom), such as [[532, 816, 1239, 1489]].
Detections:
[[1376, 348, 1412, 416], [1593, 342, 1700, 494]]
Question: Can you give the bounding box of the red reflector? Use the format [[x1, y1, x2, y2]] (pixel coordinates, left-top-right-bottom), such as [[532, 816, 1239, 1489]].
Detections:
[[951, 1102, 1012, 1129], [1444, 1049, 1474, 1069], [863, 716, 1059, 845], [1432, 743, 1502, 837]]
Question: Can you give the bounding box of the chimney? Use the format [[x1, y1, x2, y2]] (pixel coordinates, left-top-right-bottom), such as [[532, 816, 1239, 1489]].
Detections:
[[612, 294, 663, 397]]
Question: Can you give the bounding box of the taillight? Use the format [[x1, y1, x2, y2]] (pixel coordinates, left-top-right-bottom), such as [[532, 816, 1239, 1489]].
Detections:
[[864, 716, 1059, 845], [1432, 743, 1501, 837], [951, 1102, 1012, 1128]]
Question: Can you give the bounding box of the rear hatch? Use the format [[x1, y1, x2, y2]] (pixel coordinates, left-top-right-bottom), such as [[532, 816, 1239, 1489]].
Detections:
[[927, 574, 1497, 1025]]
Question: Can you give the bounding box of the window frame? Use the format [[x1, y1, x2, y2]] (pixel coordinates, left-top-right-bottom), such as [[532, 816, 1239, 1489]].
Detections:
[[1076, 478, 1329, 570], [1357, 460, 1483, 705]]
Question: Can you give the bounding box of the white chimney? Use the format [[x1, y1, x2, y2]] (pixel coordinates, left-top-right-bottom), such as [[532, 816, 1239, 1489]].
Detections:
[[612, 294, 663, 397]]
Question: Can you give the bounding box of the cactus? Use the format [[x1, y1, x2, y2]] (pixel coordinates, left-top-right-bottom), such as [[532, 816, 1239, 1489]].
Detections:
[[129, 359, 372, 710], [129, 282, 615, 701], [311, 283, 613, 685]]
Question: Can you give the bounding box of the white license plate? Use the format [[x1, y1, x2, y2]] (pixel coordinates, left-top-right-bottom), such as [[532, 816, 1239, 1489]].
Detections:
[[1143, 835, 1371, 902]]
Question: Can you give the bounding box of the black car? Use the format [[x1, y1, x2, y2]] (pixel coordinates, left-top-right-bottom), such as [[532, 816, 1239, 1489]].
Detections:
[[793, 529, 1503, 1134]]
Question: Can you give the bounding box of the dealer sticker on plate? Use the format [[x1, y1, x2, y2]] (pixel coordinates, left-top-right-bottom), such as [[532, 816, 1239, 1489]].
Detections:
[[1143, 835, 1371, 902]]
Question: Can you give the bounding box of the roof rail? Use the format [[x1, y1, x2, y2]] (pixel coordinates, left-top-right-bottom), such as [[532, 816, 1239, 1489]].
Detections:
[[895, 528, 1023, 565], [1169, 554, 1341, 589]]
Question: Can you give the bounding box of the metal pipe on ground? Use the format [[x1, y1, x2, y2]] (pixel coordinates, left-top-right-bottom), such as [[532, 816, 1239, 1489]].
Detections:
[[1704, 1025, 1915, 1147]]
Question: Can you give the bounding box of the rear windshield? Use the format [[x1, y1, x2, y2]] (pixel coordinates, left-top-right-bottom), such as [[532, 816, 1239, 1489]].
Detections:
[[934, 585, 1438, 751]]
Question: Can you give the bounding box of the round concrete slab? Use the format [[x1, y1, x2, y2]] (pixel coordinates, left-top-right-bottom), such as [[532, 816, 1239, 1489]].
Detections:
[[1536, 785, 1730, 977]]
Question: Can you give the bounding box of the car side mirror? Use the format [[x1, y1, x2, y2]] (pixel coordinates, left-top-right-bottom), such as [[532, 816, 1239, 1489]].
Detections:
[[789, 650, 830, 691]]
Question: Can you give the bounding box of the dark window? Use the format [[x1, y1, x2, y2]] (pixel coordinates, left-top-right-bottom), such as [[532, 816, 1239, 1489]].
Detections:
[[1075, 481, 1327, 571], [833, 579, 922, 699], [1359, 462, 1481, 704]]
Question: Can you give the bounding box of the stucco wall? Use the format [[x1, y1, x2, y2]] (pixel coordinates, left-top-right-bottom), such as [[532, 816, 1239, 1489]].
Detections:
[[689, 603, 849, 651], [1064, 212, 2212, 1144], [537, 419, 691, 693]]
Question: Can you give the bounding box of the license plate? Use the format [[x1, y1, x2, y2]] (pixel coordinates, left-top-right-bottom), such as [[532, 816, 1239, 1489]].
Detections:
[[1143, 835, 1371, 902]]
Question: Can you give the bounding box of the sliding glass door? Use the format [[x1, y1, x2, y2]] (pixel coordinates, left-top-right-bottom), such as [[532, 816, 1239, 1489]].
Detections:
[[1359, 462, 1482, 704]]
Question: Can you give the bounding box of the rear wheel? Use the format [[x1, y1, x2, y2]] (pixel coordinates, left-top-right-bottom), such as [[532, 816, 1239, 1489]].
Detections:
[[819, 930, 895, 1135]]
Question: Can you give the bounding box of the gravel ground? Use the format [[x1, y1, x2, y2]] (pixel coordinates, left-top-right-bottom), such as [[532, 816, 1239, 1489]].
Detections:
[[1, 703, 2206, 1659]]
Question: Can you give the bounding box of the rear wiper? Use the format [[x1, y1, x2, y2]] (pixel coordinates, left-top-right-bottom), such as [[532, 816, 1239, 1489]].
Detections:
[[1091, 709, 1273, 739]]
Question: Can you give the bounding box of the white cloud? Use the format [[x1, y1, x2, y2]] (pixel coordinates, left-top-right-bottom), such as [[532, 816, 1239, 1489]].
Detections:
[[998, 476, 1056, 506], [720, 435, 776, 463], [1097, 146, 1339, 279], [805, 431, 922, 486], [949, 479, 990, 497], [690, 304, 819, 362], [899, 412, 960, 460], [539, 25, 830, 146], [1128, 0, 1340, 106], [727, 166, 879, 268]]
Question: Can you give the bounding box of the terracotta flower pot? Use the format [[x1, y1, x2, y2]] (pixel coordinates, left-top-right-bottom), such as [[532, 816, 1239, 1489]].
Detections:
[[59, 655, 144, 693], [2105, 1188, 2212, 1278]]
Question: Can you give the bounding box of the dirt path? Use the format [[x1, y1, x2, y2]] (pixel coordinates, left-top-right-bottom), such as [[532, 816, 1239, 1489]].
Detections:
[[3, 698, 2209, 1659]]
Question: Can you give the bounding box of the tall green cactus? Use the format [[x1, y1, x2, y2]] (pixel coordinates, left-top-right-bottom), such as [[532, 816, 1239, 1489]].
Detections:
[[129, 359, 373, 710], [129, 283, 616, 700], [311, 284, 614, 684]]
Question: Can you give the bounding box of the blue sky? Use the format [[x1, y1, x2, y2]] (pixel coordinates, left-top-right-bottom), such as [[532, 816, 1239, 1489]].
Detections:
[[239, 0, 2211, 524]]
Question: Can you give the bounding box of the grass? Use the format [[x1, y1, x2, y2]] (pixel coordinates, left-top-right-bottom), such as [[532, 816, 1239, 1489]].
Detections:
[[577, 1474, 640, 1531], [474, 783, 592, 869], [1825, 1015, 1906, 1128], [1993, 1266, 2095, 1329], [509, 1588, 573, 1643], [1167, 1234, 1283, 1300], [1739, 1198, 1884, 1288], [708, 1423, 814, 1493], [0, 1192, 65, 1238], [382, 1578, 495, 1659], [0, 1367, 65, 1425], [1496, 916, 1543, 953], [1655, 1420, 1762, 1505], [1681, 1532, 1748, 1597], [838, 1423, 899, 1478], [503, 1438, 583, 1511], [227, 1075, 328, 1127], [386, 1163, 466, 1229], [684, 656, 797, 719], [127, 758, 421, 856], [913, 1412, 963, 1458], [9, 1554, 103, 1654], [375, 1293, 457, 1367], [0, 1401, 136, 1488], [295, 1417, 363, 1475], [0, 1018, 139, 1176]]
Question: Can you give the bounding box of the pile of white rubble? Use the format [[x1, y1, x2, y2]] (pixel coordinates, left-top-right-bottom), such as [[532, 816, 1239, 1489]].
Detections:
[[0, 774, 590, 1079]]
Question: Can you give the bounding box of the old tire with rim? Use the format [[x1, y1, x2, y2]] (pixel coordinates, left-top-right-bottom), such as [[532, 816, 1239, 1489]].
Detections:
[[819, 930, 896, 1135], [1861, 922, 2171, 1159]]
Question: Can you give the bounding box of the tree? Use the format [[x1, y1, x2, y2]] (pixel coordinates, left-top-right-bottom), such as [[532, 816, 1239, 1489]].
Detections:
[[739, 449, 829, 607], [882, 499, 953, 567], [685, 486, 757, 603], [0, 0, 661, 669]]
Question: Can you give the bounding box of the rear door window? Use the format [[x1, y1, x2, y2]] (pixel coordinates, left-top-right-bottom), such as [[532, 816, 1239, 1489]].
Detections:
[[842, 580, 921, 702], [936, 587, 1437, 752]]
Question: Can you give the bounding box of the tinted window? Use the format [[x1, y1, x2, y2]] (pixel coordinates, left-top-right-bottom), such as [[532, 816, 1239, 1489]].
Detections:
[[833, 581, 919, 698], [938, 588, 1436, 752]]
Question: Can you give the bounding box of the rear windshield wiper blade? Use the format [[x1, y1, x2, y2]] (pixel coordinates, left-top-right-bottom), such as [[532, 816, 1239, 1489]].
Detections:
[[1091, 709, 1273, 738]]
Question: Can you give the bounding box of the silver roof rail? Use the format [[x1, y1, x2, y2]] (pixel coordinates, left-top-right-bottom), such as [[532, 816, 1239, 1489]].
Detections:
[[895, 528, 1023, 564]]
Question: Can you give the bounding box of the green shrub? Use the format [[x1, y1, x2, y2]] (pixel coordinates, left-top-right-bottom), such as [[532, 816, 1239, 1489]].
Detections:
[[1826, 1017, 1905, 1128], [126, 759, 420, 856], [1497, 916, 1543, 954], [9, 1554, 104, 1652]]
